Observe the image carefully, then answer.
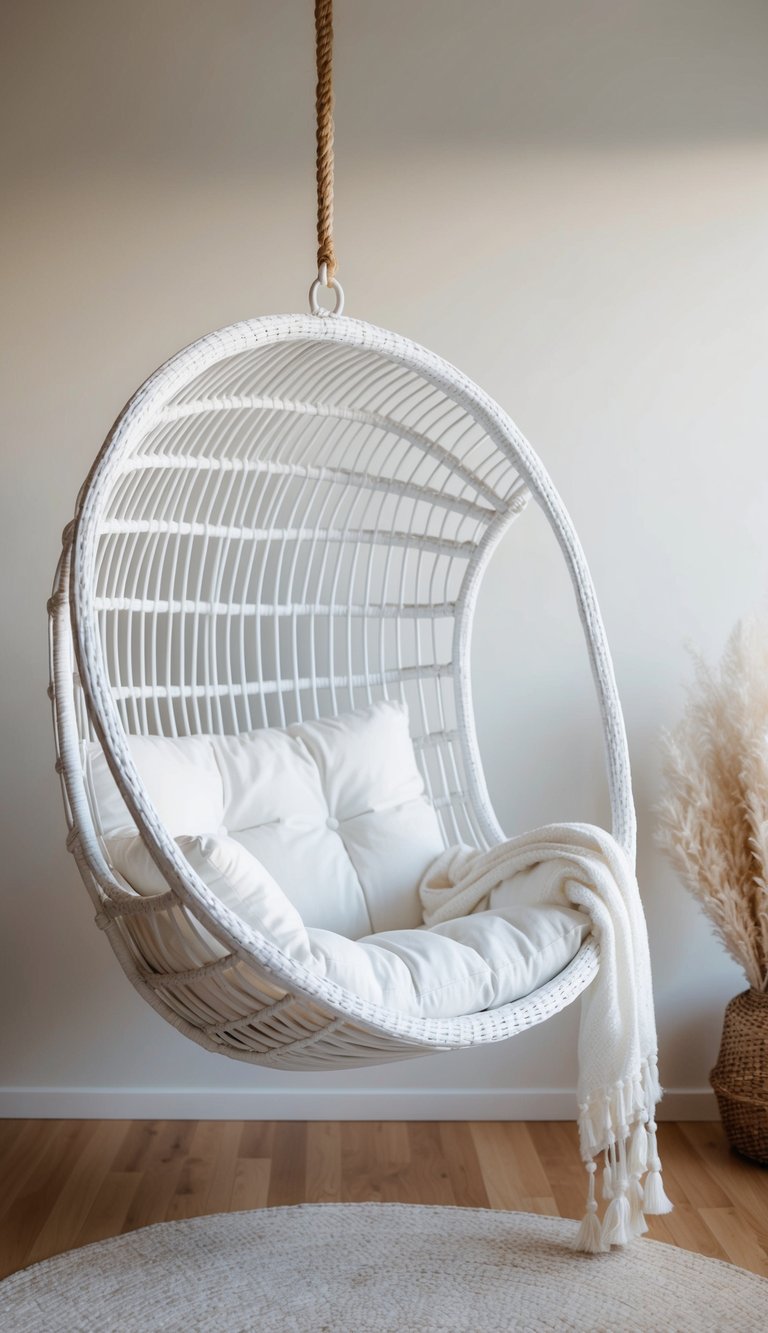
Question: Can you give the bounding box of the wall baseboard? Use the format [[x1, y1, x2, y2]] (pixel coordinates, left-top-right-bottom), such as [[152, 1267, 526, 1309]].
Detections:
[[0, 1086, 717, 1120]]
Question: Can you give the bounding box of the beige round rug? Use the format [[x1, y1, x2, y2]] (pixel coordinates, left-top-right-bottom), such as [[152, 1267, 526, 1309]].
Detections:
[[1, 1204, 765, 1332]]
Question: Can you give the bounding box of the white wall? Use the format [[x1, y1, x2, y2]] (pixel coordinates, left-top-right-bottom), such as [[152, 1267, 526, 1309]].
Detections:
[[2, 0, 767, 1117]]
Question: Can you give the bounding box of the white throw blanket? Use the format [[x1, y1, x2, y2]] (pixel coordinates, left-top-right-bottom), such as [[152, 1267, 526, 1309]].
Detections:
[[419, 822, 672, 1252]]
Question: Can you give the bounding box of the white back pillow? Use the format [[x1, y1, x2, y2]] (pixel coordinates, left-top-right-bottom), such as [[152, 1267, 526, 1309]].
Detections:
[[88, 701, 445, 938], [85, 734, 225, 840]]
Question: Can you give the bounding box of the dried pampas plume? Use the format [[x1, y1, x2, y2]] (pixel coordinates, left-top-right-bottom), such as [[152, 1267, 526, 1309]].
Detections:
[[657, 616, 768, 993]]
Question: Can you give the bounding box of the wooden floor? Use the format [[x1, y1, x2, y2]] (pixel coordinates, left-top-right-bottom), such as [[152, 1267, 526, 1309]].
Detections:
[[1, 1119, 766, 1280]]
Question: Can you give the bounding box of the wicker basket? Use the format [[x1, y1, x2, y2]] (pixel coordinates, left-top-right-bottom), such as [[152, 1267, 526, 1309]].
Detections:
[[710, 987, 768, 1164]]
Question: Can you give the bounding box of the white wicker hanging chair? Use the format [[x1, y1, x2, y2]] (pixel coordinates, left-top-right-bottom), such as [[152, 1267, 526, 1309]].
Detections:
[[48, 5, 635, 1073], [50, 313, 635, 1070]]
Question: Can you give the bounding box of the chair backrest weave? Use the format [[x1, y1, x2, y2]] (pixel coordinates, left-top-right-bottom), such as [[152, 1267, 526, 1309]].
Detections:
[[69, 316, 635, 861]]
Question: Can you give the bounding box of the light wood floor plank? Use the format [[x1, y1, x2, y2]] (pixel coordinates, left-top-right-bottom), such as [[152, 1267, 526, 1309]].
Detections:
[[204, 1120, 243, 1217], [368, 1121, 412, 1204], [238, 1120, 275, 1160], [651, 1123, 732, 1211], [699, 1206, 768, 1277], [526, 1120, 585, 1221], [306, 1121, 342, 1203], [166, 1120, 229, 1222], [22, 1122, 131, 1273], [470, 1121, 558, 1215], [678, 1122, 768, 1227], [437, 1121, 490, 1211], [231, 1157, 271, 1212], [349, 1121, 413, 1204], [405, 1123, 456, 1206], [1, 1122, 93, 1277], [0, 1120, 27, 1174], [267, 1121, 307, 1208], [647, 1202, 731, 1265], [75, 1171, 142, 1251], [0, 1120, 73, 1224]]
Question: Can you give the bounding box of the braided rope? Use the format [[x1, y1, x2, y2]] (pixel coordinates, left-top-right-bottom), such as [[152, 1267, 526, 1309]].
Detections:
[[315, 0, 337, 279]]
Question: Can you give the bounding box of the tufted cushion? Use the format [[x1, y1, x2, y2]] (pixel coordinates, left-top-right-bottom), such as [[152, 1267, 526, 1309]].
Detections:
[[88, 701, 445, 939], [211, 725, 370, 938], [289, 707, 445, 934], [214, 703, 444, 936]]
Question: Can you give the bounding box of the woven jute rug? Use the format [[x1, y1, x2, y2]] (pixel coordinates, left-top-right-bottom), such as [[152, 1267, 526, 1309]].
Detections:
[[1, 1203, 765, 1332]]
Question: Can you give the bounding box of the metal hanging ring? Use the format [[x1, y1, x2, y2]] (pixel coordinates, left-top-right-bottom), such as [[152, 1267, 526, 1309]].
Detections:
[[309, 262, 345, 316]]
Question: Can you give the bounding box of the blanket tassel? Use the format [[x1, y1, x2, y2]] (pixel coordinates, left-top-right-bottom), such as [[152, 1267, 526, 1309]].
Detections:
[[628, 1120, 649, 1235], [643, 1121, 673, 1215], [601, 1134, 632, 1247], [628, 1174, 647, 1236], [573, 1161, 606, 1254], [601, 1147, 614, 1201], [601, 1187, 631, 1247], [628, 1120, 648, 1175]]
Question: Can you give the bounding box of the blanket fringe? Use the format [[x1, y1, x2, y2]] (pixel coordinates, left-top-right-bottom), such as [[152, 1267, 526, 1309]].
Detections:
[[574, 1063, 671, 1253]]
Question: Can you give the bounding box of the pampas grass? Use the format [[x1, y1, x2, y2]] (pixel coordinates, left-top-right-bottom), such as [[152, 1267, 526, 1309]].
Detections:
[[657, 616, 768, 993]]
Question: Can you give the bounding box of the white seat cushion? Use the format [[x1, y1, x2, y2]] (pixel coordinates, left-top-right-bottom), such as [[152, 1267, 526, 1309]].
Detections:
[[309, 904, 588, 1017], [108, 832, 588, 1019]]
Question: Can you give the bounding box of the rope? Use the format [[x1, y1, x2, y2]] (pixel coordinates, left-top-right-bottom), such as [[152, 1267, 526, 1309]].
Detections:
[[315, 0, 337, 280]]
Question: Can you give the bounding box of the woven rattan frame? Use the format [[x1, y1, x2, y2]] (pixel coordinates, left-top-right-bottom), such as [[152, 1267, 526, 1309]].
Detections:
[[49, 314, 634, 1070]]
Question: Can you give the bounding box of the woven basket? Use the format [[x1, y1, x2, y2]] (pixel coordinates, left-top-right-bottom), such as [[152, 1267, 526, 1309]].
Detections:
[[710, 987, 768, 1164]]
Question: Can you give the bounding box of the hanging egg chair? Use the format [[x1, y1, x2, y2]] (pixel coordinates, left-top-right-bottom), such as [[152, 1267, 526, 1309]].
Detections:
[[49, 2, 634, 1072]]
